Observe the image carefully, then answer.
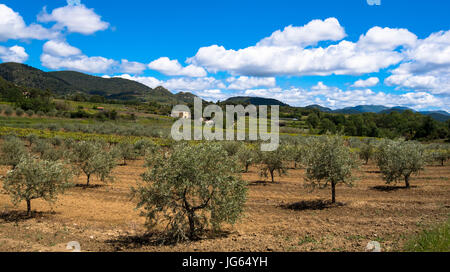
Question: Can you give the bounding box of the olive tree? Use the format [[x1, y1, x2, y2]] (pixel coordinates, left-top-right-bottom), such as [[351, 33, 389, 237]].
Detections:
[[221, 141, 241, 157], [0, 137, 27, 169], [284, 140, 304, 169], [133, 139, 157, 156], [430, 147, 450, 166], [26, 134, 39, 147], [236, 144, 256, 172], [358, 139, 377, 165], [132, 142, 247, 242], [32, 139, 53, 157], [2, 156, 73, 216], [113, 142, 139, 165], [29, 139, 64, 161], [376, 140, 426, 188], [69, 141, 117, 187], [257, 146, 288, 183], [303, 136, 359, 204]]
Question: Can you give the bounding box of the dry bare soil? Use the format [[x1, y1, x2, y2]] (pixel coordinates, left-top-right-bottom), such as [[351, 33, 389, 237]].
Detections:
[[0, 160, 449, 252]]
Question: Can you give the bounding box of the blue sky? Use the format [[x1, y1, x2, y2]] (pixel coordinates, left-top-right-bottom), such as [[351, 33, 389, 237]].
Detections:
[[0, 0, 449, 111]]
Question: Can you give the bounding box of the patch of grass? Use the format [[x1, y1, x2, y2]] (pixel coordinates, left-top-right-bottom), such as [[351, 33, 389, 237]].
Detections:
[[345, 234, 367, 241], [298, 235, 317, 246], [404, 218, 450, 252]]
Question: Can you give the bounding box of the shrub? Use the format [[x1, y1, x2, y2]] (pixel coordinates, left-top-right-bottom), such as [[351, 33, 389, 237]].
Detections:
[[431, 148, 450, 166], [303, 136, 359, 203], [4, 107, 13, 116], [133, 139, 157, 156], [257, 146, 288, 183], [359, 139, 377, 165], [283, 138, 304, 169], [376, 140, 426, 188], [0, 137, 27, 169], [236, 144, 256, 172], [221, 141, 241, 157], [69, 141, 117, 187], [132, 142, 247, 242], [26, 134, 39, 147], [32, 139, 53, 157], [51, 136, 64, 147], [113, 142, 139, 165], [2, 155, 73, 216], [15, 108, 25, 117], [26, 110, 34, 117]]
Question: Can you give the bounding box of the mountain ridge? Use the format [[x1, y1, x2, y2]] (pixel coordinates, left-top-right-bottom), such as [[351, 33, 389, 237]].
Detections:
[[222, 96, 449, 122], [0, 62, 198, 105]]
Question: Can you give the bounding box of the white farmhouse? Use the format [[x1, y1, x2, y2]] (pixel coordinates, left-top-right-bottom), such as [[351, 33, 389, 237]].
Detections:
[[171, 111, 191, 119]]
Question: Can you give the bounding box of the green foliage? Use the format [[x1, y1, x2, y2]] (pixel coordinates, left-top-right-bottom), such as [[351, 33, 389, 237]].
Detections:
[[68, 141, 117, 186], [376, 140, 427, 188], [358, 139, 377, 165], [15, 108, 24, 117], [133, 138, 157, 156], [113, 142, 139, 165], [132, 142, 247, 242], [429, 146, 450, 166], [0, 63, 190, 105], [306, 113, 320, 129], [236, 144, 257, 172], [303, 136, 359, 203], [4, 106, 12, 116], [404, 218, 450, 252], [0, 136, 27, 168], [221, 141, 242, 157], [32, 139, 53, 157], [282, 137, 305, 169], [257, 146, 288, 183], [2, 155, 73, 215], [26, 110, 34, 117]]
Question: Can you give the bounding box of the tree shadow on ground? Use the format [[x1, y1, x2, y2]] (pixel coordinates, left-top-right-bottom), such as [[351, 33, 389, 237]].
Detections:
[[248, 180, 281, 186], [105, 230, 232, 251], [280, 200, 345, 211], [0, 210, 55, 223], [366, 170, 381, 174], [74, 184, 104, 189], [371, 185, 417, 192]]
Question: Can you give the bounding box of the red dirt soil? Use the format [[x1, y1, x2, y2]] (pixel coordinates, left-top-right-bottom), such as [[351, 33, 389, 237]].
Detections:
[[0, 160, 449, 252]]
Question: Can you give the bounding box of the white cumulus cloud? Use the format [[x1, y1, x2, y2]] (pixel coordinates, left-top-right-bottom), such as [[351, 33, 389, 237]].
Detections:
[[357, 27, 417, 51], [38, 3, 109, 35], [0, 4, 57, 41], [119, 59, 147, 74], [0, 45, 28, 63], [188, 21, 409, 77], [227, 76, 276, 90], [114, 74, 163, 89], [43, 40, 81, 57], [148, 57, 207, 77], [257, 18, 346, 47], [385, 30, 450, 95], [41, 40, 115, 73], [352, 77, 380, 87]]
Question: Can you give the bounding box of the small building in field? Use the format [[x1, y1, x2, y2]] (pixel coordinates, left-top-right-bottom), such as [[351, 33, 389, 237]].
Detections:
[[171, 111, 191, 119], [205, 120, 215, 127]]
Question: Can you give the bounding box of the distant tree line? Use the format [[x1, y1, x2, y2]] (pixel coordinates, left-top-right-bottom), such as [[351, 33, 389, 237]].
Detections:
[[304, 110, 449, 141]]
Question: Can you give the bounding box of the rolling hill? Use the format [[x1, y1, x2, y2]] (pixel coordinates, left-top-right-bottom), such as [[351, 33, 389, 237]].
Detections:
[[223, 96, 289, 106], [0, 62, 197, 104]]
